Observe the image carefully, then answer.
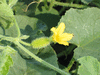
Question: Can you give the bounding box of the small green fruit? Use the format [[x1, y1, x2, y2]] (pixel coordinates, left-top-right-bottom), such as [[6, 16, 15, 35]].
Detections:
[[31, 37, 50, 49]]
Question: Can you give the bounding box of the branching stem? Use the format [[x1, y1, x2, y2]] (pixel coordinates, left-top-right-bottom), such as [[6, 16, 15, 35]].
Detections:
[[14, 41, 70, 75]]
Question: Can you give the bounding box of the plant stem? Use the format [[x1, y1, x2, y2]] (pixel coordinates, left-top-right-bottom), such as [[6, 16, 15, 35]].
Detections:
[[57, 44, 76, 57], [59, 6, 66, 15], [48, 0, 55, 10], [66, 44, 76, 55], [75, 61, 79, 74], [41, 0, 87, 8], [67, 57, 75, 70], [14, 19, 21, 38], [54, 1, 86, 8], [44, 0, 49, 10], [0, 46, 6, 49], [19, 40, 31, 46], [14, 41, 70, 75], [25, 1, 39, 12]]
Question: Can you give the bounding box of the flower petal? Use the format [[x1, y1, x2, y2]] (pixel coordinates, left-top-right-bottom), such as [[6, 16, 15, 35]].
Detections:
[[50, 22, 73, 46], [51, 27, 56, 33], [60, 33, 73, 41], [58, 41, 69, 46], [56, 22, 65, 35]]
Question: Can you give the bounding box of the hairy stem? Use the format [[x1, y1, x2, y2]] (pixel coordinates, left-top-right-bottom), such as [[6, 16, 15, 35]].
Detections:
[[14, 19, 21, 38], [14, 41, 70, 75], [19, 40, 31, 46], [41, 0, 87, 8]]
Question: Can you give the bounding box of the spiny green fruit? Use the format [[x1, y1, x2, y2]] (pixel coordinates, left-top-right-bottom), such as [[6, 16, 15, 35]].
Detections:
[[31, 37, 51, 49]]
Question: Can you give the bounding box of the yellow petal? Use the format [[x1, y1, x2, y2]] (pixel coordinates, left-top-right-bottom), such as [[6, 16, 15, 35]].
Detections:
[[50, 22, 73, 46], [60, 33, 73, 41], [50, 27, 56, 33], [56, 22, 65, 35], [58, 41, 69, 46]]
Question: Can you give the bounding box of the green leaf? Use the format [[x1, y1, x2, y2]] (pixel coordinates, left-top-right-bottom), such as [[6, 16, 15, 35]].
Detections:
[[81, 0, 92, 4], [59, 8, 100, 61], [12, 2, 36, 16], [7, 0, 18, 7], [35, 6, 59, 15], [0, 0, 6, 3], [12, 2, 27, 15], [0, 2, 14, 29], [25, 46, 59, 75], [7, 47, 27, 75], [0, 46, 27, 75], [34, 6, 60, 36], [0, 47, 13, 75], [5, 15, 47, 37], [92, 0, 100, 7], [7, 15, 47, 58], [77, 56, 100, 75]]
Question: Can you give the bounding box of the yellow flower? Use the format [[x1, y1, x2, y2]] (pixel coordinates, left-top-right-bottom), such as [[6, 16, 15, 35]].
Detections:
[[51, 22, 73, 46]]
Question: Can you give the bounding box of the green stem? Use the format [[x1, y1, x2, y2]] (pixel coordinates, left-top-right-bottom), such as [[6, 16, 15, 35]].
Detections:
[[58, 62, 69, 73], [14, 19, 21, 38], [14, 41, 70, 75], [48, 0, 55, 10], [75, 61, 79, 74], [41, 0, 87, 8], [70, 69, 76, 74], [59, 6, 66, 15], [66, 44, 76, 55], [25, 1, 39, 12], [19, 40, 31, 46], [44, 0, 49, 10], [57, 44, 76, 57], [0, 35, 14, 42], [75, 0, 79, 4], [0, 45, 6, 49], [70, 0, 74, 4], [67, 57, 75, 70], [54, 1, 86, 8], [70, 61, 79, 74]]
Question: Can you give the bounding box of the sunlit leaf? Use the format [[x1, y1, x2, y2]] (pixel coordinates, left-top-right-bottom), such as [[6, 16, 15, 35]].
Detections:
[[59, 7, 100, 61], [8, 0, 18, 7], [78, 56, 100, 75], [0, 0, 6, 3], [81, 0, 92, 4], [0, 46, 27, 75], [0, 2, 14, 29]]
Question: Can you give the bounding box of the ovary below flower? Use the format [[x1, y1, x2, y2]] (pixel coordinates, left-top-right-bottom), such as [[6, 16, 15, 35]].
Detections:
[[50, 22, 73, 46]]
